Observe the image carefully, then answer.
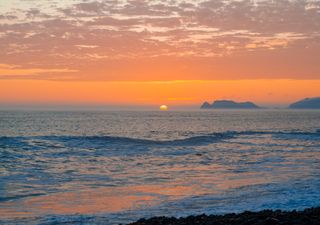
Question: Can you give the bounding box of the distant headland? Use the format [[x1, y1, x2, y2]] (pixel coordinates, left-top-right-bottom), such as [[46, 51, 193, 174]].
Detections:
[[289, 97, 320, 109], [201, 100, 260, 109]]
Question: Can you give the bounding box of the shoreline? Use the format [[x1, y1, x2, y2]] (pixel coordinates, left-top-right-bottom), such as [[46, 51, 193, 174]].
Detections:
[[125, 207, 320, 225]]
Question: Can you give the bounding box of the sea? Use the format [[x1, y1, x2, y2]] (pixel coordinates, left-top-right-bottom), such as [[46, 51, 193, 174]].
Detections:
[[0, 110, 320, 224]]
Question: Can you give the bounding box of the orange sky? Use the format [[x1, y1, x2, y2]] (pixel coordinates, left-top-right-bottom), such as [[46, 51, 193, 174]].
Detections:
[[1, 79, 319, 107], [0, 0, 319, 107]]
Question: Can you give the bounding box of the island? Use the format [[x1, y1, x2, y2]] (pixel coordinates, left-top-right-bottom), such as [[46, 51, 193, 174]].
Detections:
[[201, 100, 260, 109], [289, 97, 320, 109]]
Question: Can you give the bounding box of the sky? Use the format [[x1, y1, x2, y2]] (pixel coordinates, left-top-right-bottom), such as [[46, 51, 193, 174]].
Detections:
[[0, 0, 319, 107]]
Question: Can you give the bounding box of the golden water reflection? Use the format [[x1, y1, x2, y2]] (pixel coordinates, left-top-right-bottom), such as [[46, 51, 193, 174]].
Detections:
[[1, 182, 208, 219], [1, 170, 278, 219]]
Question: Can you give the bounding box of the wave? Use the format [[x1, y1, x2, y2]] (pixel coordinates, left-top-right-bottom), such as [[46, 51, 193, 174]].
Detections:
[[1, 130, 319, 148], [0, 193, 45, 203]]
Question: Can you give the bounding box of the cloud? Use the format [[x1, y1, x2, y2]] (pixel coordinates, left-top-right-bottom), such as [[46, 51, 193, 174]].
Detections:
[[0, 64, 77, 79], [0, 0, 319, 80]]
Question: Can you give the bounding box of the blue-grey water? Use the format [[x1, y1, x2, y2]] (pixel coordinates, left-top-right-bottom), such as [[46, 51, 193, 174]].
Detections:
[[0, 110, 320, 224]]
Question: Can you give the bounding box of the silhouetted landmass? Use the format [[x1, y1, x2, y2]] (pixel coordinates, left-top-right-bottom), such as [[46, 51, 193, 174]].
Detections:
[[201, 101, 211, 109], [201, 100, 260, 109], [126, 207, 320, 225], [289, 97, 320, 109]]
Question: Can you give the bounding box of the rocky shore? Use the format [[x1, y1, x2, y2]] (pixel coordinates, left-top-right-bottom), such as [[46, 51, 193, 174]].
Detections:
[[125, 207, 320, 225]]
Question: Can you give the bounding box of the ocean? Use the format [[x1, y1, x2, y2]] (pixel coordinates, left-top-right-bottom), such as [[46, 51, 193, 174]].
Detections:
[[0, 110, 320, 224]]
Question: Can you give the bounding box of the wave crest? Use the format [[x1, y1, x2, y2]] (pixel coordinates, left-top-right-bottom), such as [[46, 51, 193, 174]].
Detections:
[[1, 130, 319, 148]]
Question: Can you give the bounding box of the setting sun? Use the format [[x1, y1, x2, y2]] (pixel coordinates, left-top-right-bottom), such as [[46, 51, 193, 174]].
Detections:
[[160, 105, 168, 111]]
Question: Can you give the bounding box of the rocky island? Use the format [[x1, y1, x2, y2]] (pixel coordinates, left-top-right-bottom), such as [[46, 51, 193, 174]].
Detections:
[[289, 97, 320, 109], [201, 100, 260, 109]]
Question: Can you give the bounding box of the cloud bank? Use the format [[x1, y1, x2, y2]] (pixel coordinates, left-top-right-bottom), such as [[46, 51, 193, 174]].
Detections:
[[0, 0, 319, 80]]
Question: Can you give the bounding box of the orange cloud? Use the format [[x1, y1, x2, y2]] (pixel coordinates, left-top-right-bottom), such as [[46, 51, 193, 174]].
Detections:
[[0, 0, 319, 81], [0, 64, 77, 77]]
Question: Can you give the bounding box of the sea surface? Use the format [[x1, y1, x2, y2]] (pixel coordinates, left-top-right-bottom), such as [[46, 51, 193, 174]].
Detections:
[[0, 110, 320, 224]]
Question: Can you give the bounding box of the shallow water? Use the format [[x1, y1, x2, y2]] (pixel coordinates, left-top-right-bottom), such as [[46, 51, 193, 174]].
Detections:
[[0, 110, 320, 224]]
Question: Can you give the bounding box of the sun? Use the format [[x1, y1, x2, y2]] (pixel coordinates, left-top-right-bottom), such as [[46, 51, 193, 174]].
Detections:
[[160, 105, 168, 111]]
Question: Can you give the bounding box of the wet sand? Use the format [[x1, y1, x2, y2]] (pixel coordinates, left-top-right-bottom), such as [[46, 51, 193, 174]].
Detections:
[[126, 207, 320, 225]]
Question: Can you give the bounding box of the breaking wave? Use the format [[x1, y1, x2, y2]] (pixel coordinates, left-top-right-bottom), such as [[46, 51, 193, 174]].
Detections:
[[1, 130, 319, 148]]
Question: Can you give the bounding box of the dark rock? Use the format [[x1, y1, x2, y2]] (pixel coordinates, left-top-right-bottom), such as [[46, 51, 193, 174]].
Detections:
[[126, 207, 320, 225], [264, 217, 279, 225], [200, 101, 211, 109], [200, 100, 260, 109], [289, 97, 320, 109]]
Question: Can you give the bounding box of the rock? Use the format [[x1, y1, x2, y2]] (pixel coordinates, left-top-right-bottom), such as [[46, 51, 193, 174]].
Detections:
[[200, 100, 260, 109], [200, 101, 211, 109], [264, 217, 279, 225], [126, 207, 320, 225], [289, 97, 320, 109]]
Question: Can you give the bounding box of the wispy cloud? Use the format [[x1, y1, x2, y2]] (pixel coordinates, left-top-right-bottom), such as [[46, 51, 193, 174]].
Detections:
[[0, 0, 319, 80], [0, 64, 77, 78]]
